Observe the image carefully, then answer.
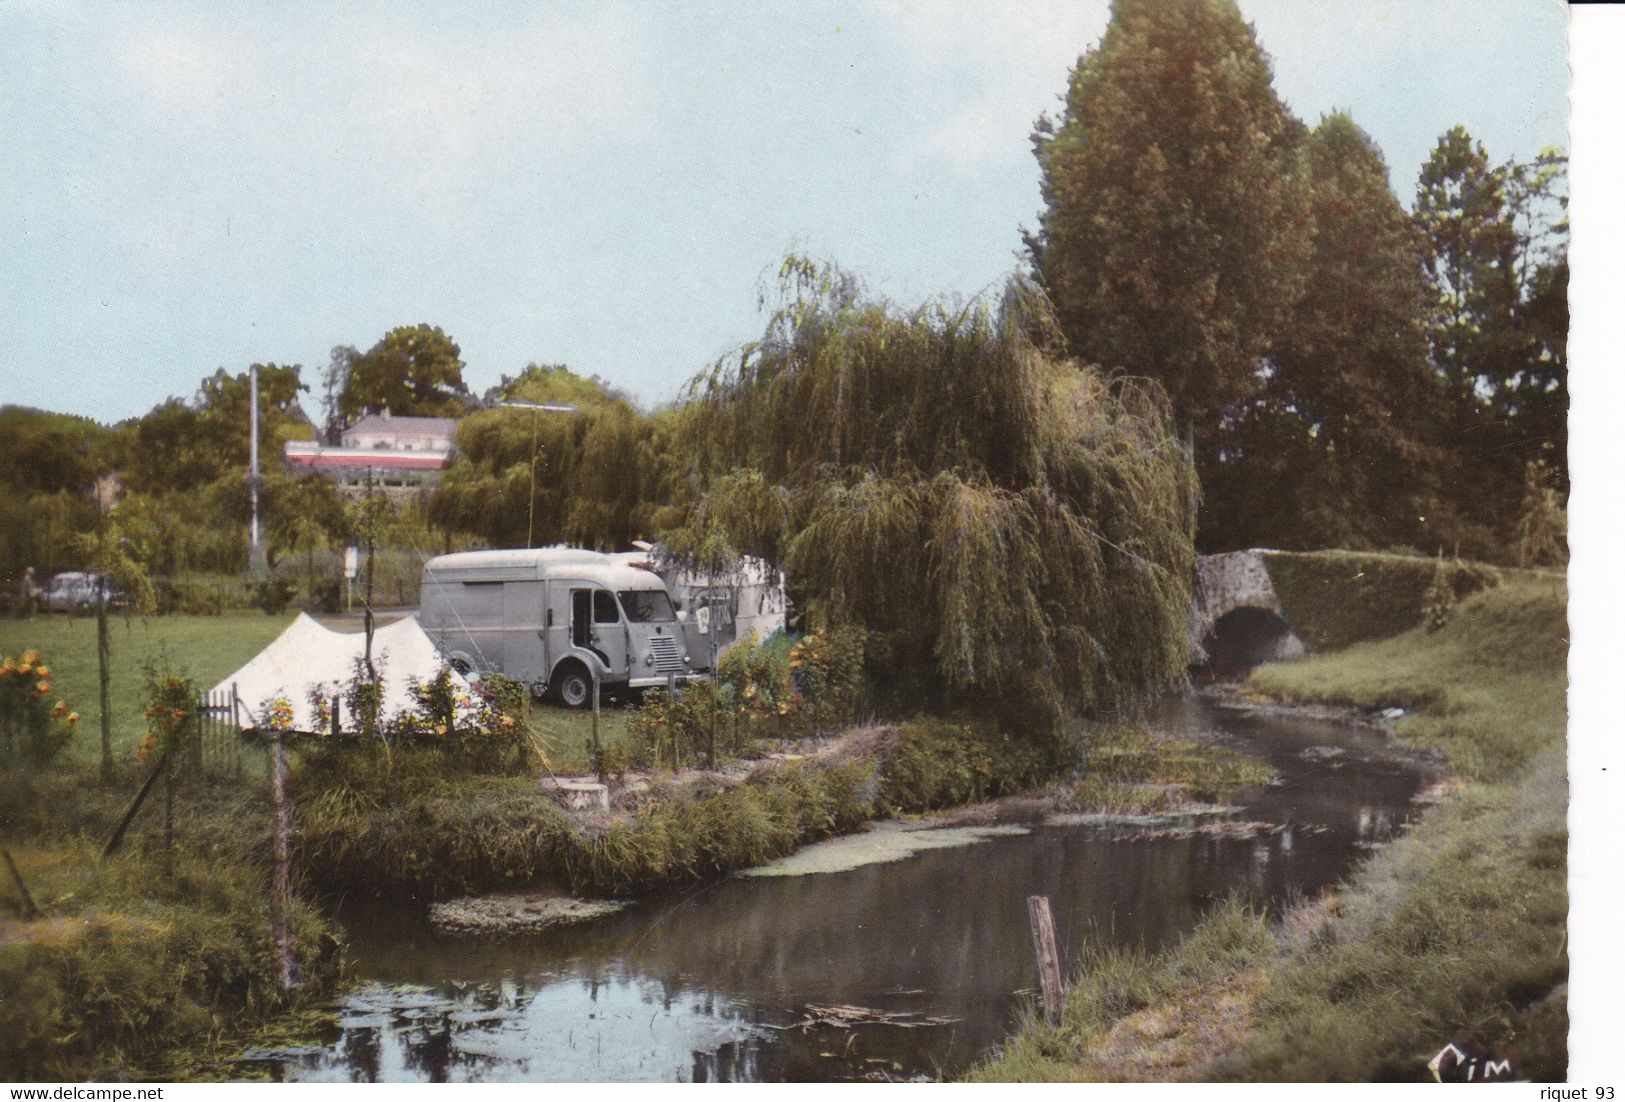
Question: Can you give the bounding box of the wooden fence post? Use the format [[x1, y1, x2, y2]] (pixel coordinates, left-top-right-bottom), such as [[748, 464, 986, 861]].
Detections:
[[2, 847, 39, 919], [592, 673, 607, 783], [268, 734, 302, 989], [1027, 894, 1065, 1026]]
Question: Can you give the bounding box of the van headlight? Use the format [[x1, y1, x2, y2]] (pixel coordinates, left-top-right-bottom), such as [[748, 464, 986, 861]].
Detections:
[[683, 654, 691, 665], [645, 652, 655, 667]]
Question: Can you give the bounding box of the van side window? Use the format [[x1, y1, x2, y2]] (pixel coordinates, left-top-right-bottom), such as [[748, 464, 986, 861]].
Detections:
[[593, 590, 620, 624], [572, 590, 592, 647]]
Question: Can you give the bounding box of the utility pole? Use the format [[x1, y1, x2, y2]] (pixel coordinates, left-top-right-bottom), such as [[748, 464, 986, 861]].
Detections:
[[248, 364, 266, 575]]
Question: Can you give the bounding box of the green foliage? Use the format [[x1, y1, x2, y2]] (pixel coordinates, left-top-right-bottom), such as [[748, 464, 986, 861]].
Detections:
[[0, 648, 79, 770], [0, 844, 342, 1081], [674, 259, 1197, 742], [627, 682, 729, 770], [1236, 755, 1567, 1082], [340, 324, 470, 420], [968, 897, 1275, 1082], [1029, 0, 1306, 432], [0, 759, 343, 1081], [0, 613, 291, 767], [786, 627, 867, 731], [875, 717, 1059, 815], [1203, 114, 1446, 554], [1422, 551, 1455, 633], [66, 519, 156, 616], [139, 668, 199, 762], [1263, 550, 1500, 653], [485, 362, 631, 412], [430, 394, 688, 550], [254, 576, 297, 616], [294, 754, 880, 899], [1515, 458, 1567, 568], [1415, 128, 1569, 542]]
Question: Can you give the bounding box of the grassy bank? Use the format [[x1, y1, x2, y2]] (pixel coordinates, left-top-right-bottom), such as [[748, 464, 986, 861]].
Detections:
[[1, 768, 344, 1081], [1263, 549, 1503, 653], [973, 575, 1568, 1082], [293, 716, 1061, 900]]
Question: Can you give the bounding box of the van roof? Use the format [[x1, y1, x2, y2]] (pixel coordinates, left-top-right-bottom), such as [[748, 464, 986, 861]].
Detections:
[[422, 547, 668, 589]]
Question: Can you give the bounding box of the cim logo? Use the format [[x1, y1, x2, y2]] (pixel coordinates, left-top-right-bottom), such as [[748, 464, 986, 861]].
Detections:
[[1428, 1040, 1518, 1083]]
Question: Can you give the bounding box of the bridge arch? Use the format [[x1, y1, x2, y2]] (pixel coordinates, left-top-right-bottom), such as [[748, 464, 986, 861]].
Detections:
[[1189, 550, 1307, 674]]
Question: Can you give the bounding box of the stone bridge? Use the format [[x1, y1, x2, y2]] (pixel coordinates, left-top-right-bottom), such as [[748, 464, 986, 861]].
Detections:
[[1187, 549, 1307, 671]]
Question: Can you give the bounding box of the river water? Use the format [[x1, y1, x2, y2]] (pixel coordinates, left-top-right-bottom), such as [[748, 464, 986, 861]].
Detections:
[[260, 693, 1436, 1083]]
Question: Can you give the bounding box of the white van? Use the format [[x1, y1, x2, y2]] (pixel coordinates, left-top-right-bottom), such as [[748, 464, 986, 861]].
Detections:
[[419, 548, 709, 707]]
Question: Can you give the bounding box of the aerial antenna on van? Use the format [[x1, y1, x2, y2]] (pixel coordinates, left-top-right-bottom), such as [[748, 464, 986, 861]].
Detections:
[[248, 363, 266, 575], [498, 400, 578, 549], [362, 466, 377, 688]]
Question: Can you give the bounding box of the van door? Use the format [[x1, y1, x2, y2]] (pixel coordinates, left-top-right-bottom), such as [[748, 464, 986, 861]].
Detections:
[[570, 587, 629, 679], [502, 580, 548, 688]]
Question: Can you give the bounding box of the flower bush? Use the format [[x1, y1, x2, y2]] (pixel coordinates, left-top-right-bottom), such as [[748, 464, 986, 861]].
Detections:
[[140, 671, 200, 762], [0, 649, 78, 769]]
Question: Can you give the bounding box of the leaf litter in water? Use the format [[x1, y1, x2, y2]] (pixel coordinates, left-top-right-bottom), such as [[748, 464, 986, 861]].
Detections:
[[769, 1004, 963, 1032]]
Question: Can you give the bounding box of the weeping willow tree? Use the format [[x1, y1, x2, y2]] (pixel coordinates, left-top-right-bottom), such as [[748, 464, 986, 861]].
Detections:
[[667, 258, 1197, 750], [430, 398, 691, 550]]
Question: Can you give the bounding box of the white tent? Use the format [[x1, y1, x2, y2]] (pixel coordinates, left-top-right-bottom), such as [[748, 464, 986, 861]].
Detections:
[[208, 613, 479, 733]]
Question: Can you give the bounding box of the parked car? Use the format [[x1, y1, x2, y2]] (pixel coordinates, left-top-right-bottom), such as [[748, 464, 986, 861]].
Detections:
[[43, 571, 129, 612]]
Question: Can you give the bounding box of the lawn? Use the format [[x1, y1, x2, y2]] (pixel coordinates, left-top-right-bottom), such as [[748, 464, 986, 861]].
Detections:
[[0, 611, 294, 766], [0, 609, 639, 773]]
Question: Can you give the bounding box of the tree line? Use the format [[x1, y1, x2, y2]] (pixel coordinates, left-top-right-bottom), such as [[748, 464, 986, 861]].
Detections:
[[1028, 0, 1565, 562]]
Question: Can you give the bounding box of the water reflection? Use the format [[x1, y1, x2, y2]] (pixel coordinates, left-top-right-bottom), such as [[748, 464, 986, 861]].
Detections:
[[276, 694, 1434, 1083]]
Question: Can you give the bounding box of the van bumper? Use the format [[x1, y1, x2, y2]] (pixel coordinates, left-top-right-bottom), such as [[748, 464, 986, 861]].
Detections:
[[627, 673, 707, 690]]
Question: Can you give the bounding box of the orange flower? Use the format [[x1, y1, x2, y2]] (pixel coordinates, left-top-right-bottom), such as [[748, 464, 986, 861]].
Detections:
[[21, 650, 40, 666], [67, 712, 79, 725], [19, 663, 32, 676], [34, 665, 48, 678], [435, 724, 448, 736], [51, 700, 68, 719], [37, 680, 50, 695]]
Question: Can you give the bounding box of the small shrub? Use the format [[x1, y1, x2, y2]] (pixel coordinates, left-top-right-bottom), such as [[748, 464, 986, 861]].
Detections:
[[310, 576, 342, 613], [0, 649, 80, 770], [1515, 458, 1567, 569], [254, 577, 297, 616], [789, 627, 867, 733]]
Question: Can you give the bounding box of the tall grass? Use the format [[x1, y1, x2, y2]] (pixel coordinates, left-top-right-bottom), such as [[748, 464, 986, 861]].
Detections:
[[0, 768, 343, 1081], [293, 754, 879, 899], [966, 898, 1275, 1082]]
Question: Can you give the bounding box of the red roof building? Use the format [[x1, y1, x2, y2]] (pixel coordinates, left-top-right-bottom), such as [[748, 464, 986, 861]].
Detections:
[[284, 410, 459, 498]]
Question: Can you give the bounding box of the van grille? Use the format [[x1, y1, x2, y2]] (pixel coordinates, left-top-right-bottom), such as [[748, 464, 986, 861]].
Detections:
[[649, 635, 685, 674]]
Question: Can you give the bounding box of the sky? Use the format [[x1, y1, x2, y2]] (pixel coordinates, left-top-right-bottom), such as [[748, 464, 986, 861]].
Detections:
[[0, 0, 1573, 425]]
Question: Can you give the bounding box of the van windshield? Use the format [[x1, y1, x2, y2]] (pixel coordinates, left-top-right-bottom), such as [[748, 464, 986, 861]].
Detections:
[[618, 590, 675, 623]]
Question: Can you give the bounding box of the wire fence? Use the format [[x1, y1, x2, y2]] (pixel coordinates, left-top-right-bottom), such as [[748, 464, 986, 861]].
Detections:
[[194, 685, 256, 778]]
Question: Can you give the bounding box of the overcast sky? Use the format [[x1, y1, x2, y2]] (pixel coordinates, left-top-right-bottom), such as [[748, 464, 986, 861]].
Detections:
[[1, 0, 1572, 424]]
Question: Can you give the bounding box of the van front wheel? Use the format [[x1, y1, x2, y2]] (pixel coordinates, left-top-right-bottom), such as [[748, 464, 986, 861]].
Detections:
[[552, 666, 592, 709]]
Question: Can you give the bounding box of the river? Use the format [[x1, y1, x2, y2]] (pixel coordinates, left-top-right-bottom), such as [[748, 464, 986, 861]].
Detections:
[[254, 692, 1436, 1083]]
